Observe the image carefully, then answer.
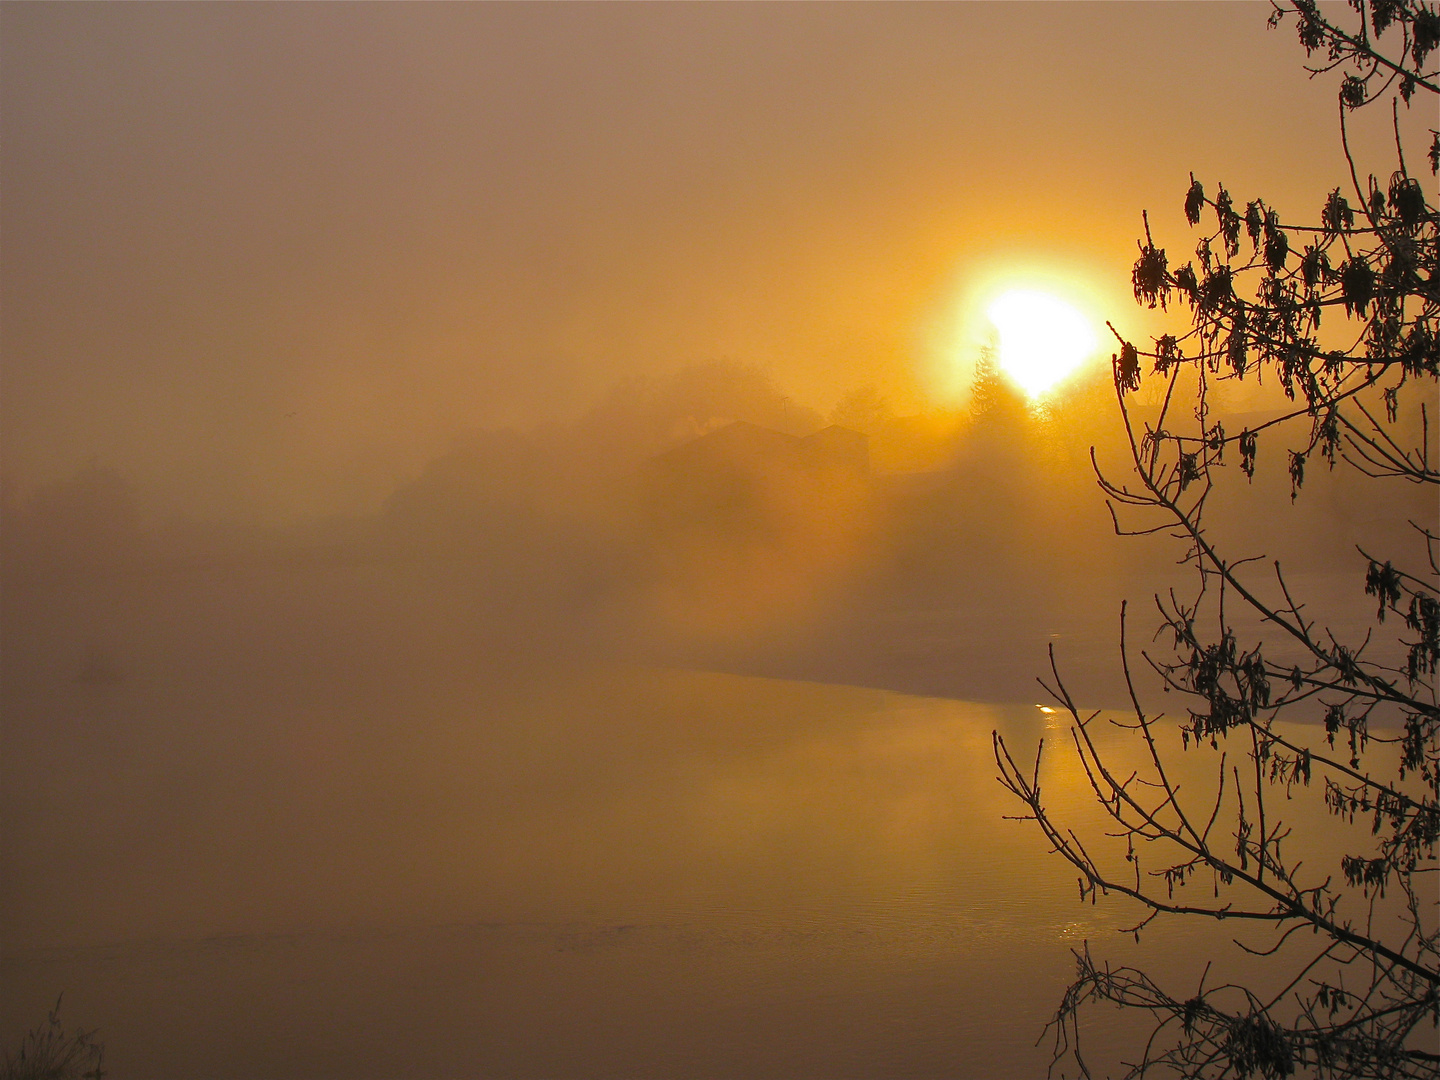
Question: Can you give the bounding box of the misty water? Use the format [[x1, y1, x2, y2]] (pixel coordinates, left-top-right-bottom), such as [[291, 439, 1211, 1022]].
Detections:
[[2, 562, 1375, 1079]]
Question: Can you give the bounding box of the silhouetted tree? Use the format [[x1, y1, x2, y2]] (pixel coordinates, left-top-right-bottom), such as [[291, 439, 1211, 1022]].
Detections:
[[995, 2, 1438, 1076], [831, 384, 895, 435], [969, 343, 1029, 430]]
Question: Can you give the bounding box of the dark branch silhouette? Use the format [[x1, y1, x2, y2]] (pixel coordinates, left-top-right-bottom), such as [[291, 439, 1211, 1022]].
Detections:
[[995, 2, 1439, 1076]]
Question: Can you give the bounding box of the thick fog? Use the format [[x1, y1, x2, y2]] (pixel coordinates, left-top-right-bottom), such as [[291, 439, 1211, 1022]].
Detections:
[[4, 4, 1436, 1076], [5, 356, 1430, 1080]]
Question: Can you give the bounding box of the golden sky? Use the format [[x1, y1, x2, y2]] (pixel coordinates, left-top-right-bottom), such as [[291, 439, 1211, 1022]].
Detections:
[[1, 2, 1425, 517]]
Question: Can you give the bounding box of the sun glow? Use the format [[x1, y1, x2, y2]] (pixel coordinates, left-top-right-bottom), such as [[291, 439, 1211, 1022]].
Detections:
[[986, 289, 1098, 398]]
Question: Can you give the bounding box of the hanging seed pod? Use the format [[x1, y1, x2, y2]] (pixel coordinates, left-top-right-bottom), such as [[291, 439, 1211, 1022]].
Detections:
[[1132, 241, 1169, 309], [1206, 422, 1225, 463], [1294, 2, 1326, 49], [1371, 0, 1402, 35], [1216, 188, 1241, 255], [1239, 428, 1258, 479], [1200, 266, 1233, 313], [1174, 262, 1199, 302], [1340, 258, 1375, 316], [1263, 215, 1289, 272], [1365, 560, 1403, 620], [1245, 201, 1264, 249], [1322, 189, 1354, 233], [1153, 334, 1182, 374], [1178, 452, 1200, 491], [1368, 185, 1386, 221], [1388, 173, 1427, 227], [1412, 9, 1439, 67], [1227, 323, 1249, 376], [1184, 176, 1205, 225], [1113, 343, 1142, 394]]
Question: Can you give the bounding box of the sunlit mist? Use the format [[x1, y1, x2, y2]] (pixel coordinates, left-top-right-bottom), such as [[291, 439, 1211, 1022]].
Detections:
[[2, 3, 1424, 1078], [986, 290, 1098, 398]]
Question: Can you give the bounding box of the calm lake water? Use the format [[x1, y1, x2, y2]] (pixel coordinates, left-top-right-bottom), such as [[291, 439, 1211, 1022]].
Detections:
[[0, 569, 1385, 1078]]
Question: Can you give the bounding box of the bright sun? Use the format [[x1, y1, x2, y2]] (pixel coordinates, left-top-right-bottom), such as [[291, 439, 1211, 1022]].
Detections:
[[986, 289, 1098, 398]]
